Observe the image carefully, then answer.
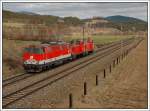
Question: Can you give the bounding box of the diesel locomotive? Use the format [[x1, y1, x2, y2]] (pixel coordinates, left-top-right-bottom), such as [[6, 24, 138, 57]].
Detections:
[[22, 38, 94, 72]]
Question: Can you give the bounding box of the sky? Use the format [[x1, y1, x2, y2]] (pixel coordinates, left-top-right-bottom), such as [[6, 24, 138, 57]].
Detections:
[[2, 2, 148, 21]]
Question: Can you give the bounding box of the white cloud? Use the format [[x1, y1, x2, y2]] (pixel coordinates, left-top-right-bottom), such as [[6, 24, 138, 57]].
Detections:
[[2, 2, 148, 21]]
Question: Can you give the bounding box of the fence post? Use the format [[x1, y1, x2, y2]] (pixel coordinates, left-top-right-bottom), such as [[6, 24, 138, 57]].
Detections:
[[109, 64, 111, 73], [96, 75, 98, 86], [117, 58, 118, 64], [69, 93, 72, 108], [84, 82, 87, 95], [104, 69, 106, 78]]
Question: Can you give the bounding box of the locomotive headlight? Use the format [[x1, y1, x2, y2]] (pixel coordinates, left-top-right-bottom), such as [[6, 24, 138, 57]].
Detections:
[[24, 61, 27, 64], [32, 59, 38, 64], [24, 59, 38, 65], [30, 56, 33, 59]]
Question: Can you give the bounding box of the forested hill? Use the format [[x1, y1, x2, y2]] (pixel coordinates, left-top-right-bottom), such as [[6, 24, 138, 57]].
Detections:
[[3, 10, 148, 31], [106, 15, 146, 23], [106, 15, 147, 31]]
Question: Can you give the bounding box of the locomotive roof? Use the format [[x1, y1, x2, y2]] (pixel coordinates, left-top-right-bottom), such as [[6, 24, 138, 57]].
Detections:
[[41, 41, 67, 45], [26, 38, 92, 49], [27, 42, 68, 49]]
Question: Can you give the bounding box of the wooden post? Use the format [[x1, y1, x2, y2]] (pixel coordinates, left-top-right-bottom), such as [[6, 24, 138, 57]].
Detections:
[[104, 69, 106, 78], [117, 58, 118, 64], [96, 75, 98, 86], [109, 64, 111, 73], [69, 93, 72, 108], [84, 82, 87, 95]]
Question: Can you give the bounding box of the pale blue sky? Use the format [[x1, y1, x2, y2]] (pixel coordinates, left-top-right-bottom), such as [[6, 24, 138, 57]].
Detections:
[[3, 2, 148, 21]]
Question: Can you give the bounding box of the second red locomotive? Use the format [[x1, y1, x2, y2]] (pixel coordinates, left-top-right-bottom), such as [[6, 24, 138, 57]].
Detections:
[[23, 38, 94, 72]]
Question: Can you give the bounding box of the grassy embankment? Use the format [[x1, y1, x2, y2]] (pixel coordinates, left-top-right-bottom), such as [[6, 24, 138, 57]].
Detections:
[[3, 39, 40, 78], [3, 35, 133, 79], [64, 34, 133, 44]]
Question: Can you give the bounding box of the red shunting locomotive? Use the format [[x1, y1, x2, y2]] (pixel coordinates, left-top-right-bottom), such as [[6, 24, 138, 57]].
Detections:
[[22, 38, 94, 72]]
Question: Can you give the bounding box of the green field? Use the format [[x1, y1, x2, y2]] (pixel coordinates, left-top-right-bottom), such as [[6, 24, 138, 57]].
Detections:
[[92, 35, 133, 44], [63, 34, 133, 44]]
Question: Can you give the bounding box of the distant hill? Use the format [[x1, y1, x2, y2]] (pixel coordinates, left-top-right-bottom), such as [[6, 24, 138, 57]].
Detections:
[[3, 10, 147, 32], [106, 15, 146, 23], [106, 15, 147, 31], [3, 10, 60, 25], [17, 11, 38, 15]]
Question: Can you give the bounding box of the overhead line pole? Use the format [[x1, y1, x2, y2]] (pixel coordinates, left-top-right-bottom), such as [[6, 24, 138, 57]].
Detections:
[[83, 25, 85, 41], [121, 24, 123, 56]]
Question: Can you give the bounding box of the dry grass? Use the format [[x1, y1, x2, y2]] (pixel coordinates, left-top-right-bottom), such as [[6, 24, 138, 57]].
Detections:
[[3, 39, 40, 78], [75, 38, 147, 108]]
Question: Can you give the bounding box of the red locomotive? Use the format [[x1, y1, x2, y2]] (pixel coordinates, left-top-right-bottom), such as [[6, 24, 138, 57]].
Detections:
[[22, 38, 94, 72]]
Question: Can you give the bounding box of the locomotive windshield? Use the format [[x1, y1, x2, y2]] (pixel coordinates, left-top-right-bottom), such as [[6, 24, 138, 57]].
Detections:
[[24, 47, 44, 54]]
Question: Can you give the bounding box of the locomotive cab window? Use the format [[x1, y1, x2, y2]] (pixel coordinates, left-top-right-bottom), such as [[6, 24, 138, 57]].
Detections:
[[24, 47, 44, 54], [46, 47, 52, 53]]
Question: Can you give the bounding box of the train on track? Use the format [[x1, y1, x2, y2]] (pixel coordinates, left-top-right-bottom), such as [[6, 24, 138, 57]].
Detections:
[[23, 38, 94, 72]]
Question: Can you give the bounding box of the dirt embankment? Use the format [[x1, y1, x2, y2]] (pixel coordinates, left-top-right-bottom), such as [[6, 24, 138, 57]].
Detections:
[[75, 38, 148, 108], [2, 39, 40, 78]]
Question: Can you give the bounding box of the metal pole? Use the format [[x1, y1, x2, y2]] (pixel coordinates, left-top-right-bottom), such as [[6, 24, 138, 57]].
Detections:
[[83, 26, 85, 40], [121, 37, 123, 61]]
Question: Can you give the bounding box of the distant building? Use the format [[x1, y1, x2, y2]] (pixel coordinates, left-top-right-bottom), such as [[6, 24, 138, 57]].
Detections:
[[57, 19, 64, 23], [85, 16, 108, 27]]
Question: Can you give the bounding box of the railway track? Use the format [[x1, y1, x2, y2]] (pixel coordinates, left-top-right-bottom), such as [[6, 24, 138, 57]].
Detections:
[[3, 73, 31, 87], [2, 38, 137, 108], [2, 38, 133, 88]]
